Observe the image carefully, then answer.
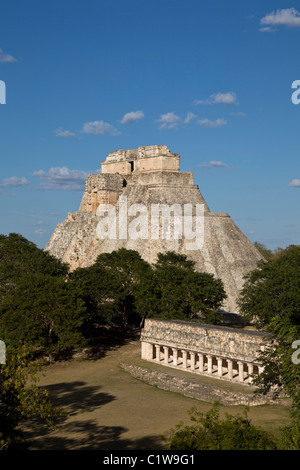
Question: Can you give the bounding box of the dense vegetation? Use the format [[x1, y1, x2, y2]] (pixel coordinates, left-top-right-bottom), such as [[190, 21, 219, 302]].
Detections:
[[168, 243, 300, 450], [238, 244, 300, 449], [167, 403, 278, 450], [0, 234, 88, 358], [0, 233, 226, 449], [1, 234, 299, 450], [0, 346, 64, 450], [0, 234, 226, 358]]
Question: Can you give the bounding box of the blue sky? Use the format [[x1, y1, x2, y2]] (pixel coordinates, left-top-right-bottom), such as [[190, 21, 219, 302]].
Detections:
[[0, 0, 299, 250]]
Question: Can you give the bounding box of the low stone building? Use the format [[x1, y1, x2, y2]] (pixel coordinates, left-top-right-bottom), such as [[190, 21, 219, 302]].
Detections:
[[140, 318, 269, 385]]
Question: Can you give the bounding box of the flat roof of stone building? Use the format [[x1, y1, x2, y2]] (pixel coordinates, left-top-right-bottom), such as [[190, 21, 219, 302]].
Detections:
[[144, 318, 270, 338]]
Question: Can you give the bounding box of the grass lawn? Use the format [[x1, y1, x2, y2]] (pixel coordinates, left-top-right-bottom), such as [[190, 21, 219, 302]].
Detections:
[[21, 338, 292, 450]]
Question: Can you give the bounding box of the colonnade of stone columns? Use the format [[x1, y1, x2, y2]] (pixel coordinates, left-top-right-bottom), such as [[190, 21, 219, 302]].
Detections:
[[150, 343, 262, 384]]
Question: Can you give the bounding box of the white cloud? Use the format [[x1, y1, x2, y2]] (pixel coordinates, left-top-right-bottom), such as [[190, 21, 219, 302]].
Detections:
[[184, 112, 197, 124], [158, 112, 181, 129], [0, 48, 17, 63], [82, 120, 120, 135], [260, 8, 300, 28], [194, 91, 238, 106], [55, 127, 76, 138], [120, 110, 144, 124], [288, 179, 300, 187], [199, 161, 228, 168], [197, 118, 227, 128], [259, 26, 276, 33], [0, 176, 29, 187], [33, 167, 89, 191], [211, 92, 237, 105], [34, 229, 48, 236]]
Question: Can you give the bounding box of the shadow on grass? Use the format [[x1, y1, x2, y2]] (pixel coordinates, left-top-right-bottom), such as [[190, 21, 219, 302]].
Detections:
[[44, 381, 116, 415], [22, 379, 165, 450], [25, 419, 165, 450], [72, 326, 141, 361]]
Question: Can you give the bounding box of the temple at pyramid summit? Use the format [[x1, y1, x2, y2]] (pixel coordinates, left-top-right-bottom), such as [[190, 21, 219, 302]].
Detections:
[[45, 145, 263, 314]]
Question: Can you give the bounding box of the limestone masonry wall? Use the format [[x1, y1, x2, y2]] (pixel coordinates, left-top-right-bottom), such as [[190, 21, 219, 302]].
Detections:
[[120, 363, 276, 406], [141, 318, 269, 364], [140, 319, 270, 385]]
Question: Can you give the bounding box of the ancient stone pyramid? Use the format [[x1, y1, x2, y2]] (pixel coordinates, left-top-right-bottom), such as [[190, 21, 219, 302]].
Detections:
[[45, 145, 263, 313]]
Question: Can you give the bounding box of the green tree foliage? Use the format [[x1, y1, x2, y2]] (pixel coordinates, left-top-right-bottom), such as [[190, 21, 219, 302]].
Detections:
[[70, 249, 226, 329], [0, 274, 87, 355], [239, 245, 300, 328], [0, 233, 69, 295], [94, 248, 156, 327], [166, 403, 278, 450], [253, 241, 274, 261], [0, 346, 64, 450], [69, 263, 119, 331], [0, 234, 227, 356], [150, 252, 226, 324], [0, 234, 87, 357], [253, 241, 285, 261], [238, 244, 300, 448], [280, 416, 300, 450], [70, 248, 155, 329]]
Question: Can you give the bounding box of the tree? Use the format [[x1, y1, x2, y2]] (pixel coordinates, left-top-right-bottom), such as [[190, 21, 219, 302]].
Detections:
[[253, 241, 273, 261], [238, 245, 300, 328], [69, 263, 120, 334], [0, 233, 87, 357], [0, 274, 88, 357], [166, 403, 278, 450], [94, 248, 155, 327], [0, 233, 69, 296], [0, 346, 64, 450], [70, 248, 155, 330], [253, 241, 285, 261], [150, 252, 226, 324], [70, 249, 226, 331], [238, 245, 300, 448]]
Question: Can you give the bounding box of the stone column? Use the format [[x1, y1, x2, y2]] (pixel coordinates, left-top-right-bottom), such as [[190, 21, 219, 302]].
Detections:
[[227, 359, 233, 380], [258, 365, 264, 376], [190, 352, 196, 370], [163, 346, 169, 364], [141, 342, 154, 361], [155, 345, 161, 362], [238, 361, 244, 382], [217, 358, 223, 377], [172, 348, 178, 366], [207, 355, 213, 374], [182, 350, 187, 369], [248, 364, 254, 383], [199, 353, 204, 372]]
